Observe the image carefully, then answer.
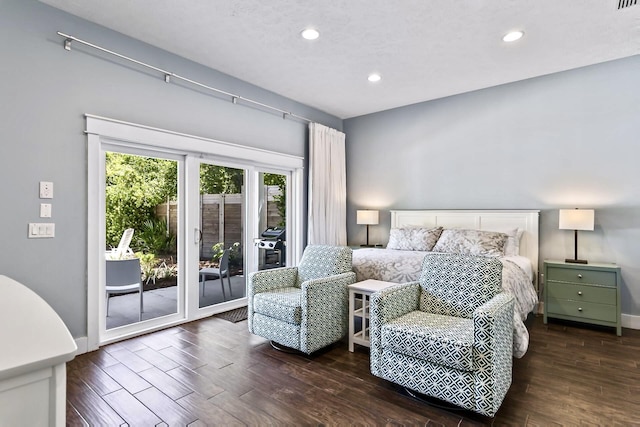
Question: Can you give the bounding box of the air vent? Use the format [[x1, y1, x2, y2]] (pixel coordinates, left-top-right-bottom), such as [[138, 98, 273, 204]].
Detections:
[[618, 0, 637, 9]]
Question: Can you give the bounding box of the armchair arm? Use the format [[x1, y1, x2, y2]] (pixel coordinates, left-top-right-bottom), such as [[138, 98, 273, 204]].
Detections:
[[247, 267, 298, 333], [301, 271, 357, 296], [472, 292, 515, 416], [369, 282, 421, 376], [473, 292, 515, 351], [299, 271, 356, 354], [249, 267, 298, 294]]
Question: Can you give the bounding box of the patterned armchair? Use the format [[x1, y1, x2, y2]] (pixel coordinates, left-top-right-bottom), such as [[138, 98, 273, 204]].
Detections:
[[369, 253, 514, 417], [248, 245, 356, 354]]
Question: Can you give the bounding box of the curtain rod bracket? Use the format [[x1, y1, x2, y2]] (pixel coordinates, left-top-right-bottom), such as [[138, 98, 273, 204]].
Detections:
[[64, 38, 72, 51], [232, 96, 238, 104], [164, 74, 171, 83]]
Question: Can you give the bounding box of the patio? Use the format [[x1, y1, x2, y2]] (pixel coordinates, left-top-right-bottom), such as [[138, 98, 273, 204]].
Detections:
[[106, 274, 246, 329]]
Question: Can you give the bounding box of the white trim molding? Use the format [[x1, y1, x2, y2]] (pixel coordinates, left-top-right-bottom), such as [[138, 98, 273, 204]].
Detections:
[[86, 114, 304, 169], [622, 313, 640, 330]]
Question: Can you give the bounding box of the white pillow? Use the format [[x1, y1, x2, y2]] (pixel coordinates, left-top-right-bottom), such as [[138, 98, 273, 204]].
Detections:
[[432, 229, 508, 257], [387, 227, 443, 251], [504, 228, 525, 256]]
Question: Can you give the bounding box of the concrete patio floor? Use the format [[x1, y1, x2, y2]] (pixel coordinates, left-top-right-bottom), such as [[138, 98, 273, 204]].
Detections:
[[106, 274, 246, 329]]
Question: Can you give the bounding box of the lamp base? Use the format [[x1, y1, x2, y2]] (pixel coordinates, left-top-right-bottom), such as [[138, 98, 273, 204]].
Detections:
[[565, 258, 588, 264]]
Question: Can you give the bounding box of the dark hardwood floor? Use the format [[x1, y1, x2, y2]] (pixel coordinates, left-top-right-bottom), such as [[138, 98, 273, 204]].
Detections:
[[67, 314, 640, 426]]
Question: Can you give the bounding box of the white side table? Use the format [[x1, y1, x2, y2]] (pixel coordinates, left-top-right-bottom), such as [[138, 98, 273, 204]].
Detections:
[[348, 279, 397, 352]]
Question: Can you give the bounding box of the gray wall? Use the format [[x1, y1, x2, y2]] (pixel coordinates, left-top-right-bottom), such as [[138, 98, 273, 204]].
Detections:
[[0, 0, 341, 338], [344, 55, 640, 316]]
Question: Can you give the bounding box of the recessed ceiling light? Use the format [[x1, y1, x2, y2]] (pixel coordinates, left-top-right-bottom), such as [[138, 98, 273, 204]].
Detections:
[[368, 73, 381, 83], [502, 30, 524, 42], [301, 28, 320, 40]]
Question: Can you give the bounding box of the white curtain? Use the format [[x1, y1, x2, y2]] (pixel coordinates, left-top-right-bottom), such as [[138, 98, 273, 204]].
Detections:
[[307, 122, 347, 245]]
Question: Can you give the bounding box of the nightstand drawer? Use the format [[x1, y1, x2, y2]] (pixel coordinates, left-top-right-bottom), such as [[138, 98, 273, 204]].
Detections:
[[547, 298, 617, 322], [546, 282, 616, 305], [546, 267, 616, 287]]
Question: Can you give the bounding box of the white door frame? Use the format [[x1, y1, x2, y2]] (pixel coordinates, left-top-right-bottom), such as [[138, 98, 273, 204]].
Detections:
[[86, 115, 304, 351], [99, 143, 187, 345]]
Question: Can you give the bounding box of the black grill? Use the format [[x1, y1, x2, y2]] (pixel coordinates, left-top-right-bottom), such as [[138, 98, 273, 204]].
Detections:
[[260, 226, 285, 241], [258, 227, 285, 267]]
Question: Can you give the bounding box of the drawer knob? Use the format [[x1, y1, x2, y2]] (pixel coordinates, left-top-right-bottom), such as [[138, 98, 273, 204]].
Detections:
[[577, 274, 583, 279], [577, 291, 583, 296], [578, 307, 583, 312]]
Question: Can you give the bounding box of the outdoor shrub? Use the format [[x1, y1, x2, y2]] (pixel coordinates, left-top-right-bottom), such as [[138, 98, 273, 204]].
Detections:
[[135, 252, 157, 283], [211, 242, 242, 268], [105, 152, 177, 248], [137, 218, 176, 255]]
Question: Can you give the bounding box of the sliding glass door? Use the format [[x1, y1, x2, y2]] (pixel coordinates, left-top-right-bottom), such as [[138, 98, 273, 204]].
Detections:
[[87, 115, 304, 349], [196, 162, 245, 309], [191, 164, 294, 316], [255, 171, 288, 271], [100, 145, 185, 343]]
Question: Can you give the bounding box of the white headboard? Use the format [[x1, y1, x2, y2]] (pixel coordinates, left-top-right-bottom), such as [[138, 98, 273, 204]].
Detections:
[[391, 209, 540, 284]]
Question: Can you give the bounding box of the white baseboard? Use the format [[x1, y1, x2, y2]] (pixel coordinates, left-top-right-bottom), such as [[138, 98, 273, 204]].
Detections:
[[622, 314, 640, 330], [74, 336, 89, 355]]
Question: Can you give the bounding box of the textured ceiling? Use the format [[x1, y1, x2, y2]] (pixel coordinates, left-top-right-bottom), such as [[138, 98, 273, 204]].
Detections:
[[40, 0, 640, 119]]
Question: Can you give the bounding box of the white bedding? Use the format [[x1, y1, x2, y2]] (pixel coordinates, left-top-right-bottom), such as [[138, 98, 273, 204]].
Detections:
[[352, 248, 538, 358]]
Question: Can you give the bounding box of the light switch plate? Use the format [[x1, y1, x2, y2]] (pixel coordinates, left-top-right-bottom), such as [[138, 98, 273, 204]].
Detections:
[[39, 181, 53, 199], [28, 223, 55, 238]]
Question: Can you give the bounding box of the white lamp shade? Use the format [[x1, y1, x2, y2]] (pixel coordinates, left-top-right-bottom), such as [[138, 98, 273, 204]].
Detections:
[[357, 210, 379, 225], [559, 209, 594, 231]]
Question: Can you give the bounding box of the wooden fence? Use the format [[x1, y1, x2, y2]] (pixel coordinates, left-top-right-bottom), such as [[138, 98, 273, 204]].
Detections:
[[156, 186, 283, 260]]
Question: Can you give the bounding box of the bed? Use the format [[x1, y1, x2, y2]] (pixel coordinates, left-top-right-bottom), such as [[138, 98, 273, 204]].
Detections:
[[352, 209, 540, 357]]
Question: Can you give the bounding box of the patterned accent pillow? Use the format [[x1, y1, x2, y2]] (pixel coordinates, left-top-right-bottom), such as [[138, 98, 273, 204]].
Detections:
[[386, 227, 443, 251], [504, 228, 524, 256], [432, 229, 508, 257]]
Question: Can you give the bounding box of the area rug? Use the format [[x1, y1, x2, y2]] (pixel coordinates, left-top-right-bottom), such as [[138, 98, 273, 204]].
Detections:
[[215, 306, 248, 323]]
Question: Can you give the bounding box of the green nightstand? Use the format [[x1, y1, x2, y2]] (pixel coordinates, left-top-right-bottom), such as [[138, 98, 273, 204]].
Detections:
[[543, 260, 621, 336]]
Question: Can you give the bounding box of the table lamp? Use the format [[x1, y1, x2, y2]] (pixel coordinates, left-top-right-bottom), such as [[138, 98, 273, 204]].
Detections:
[[559, 208, 594, 264], [356, 210, 379, 247]]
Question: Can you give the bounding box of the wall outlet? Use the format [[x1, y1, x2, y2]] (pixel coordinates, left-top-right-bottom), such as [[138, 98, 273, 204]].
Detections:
[[40, 203, 52, 218], [39, 181, 53, 199]]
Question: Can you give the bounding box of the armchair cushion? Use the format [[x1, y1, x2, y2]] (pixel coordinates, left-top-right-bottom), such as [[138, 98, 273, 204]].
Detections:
[[253, 287, 302, 324], [383, 311, 474, 371], [418, 252, 503, 318]]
